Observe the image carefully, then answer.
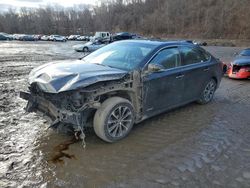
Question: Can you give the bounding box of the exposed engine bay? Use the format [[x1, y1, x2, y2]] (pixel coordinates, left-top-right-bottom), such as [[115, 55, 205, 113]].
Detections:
[[20, 71, 143, 136]]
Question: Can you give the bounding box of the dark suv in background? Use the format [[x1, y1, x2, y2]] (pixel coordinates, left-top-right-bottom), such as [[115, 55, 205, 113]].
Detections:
[[0, 32, 13, 40], [20, 40, 223, 142]]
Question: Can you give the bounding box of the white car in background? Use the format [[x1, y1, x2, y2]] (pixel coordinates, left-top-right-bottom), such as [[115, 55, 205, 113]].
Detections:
[[68, 35, 80, 40], [13, 34, 25, 40], [41, 35, 50, 41], [49, 35, 66, 42], [76, 36, 89, 41], [73, 41, 106, 52]]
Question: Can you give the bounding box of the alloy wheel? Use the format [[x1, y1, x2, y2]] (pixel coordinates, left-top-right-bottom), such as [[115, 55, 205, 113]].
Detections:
[[107, 106, 133, 138], [204, 80, 216, 102]]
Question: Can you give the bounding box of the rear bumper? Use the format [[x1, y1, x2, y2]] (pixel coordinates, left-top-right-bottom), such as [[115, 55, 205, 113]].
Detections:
[[19, 91, 83, 127]]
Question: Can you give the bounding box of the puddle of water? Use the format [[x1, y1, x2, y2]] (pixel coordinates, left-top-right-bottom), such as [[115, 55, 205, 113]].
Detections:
[[49, 135, 80, 165]]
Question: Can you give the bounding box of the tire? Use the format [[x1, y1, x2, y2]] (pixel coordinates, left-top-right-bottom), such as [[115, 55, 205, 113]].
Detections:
[[83, 47, 89, 52], [197, 79, 217, 105], [93, 97, 135, 143]]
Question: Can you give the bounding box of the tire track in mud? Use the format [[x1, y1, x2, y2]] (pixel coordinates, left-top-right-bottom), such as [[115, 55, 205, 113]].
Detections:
[[0, 42, 80, 187], [45, 80, 249, 187], [0, 58, 49, 187]]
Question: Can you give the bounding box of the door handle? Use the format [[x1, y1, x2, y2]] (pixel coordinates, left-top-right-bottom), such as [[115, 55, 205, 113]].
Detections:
[[176, 74, 184, 79], [203, 68, 210, 72]]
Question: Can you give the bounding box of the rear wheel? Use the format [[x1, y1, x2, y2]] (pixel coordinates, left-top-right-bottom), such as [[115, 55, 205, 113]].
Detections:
[[197, 79, 217, 104], [93, 97, 135, 143]]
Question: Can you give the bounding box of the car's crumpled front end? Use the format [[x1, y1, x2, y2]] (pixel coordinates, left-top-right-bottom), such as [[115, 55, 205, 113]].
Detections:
[[20, 84, 99, 133], [20, 59, 128, 132]]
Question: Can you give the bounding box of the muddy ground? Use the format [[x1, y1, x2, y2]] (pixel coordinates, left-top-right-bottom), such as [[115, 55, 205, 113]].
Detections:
[[0, 41, 249, 188]]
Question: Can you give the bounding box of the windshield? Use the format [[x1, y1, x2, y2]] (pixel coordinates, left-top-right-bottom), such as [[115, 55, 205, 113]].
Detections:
[[240, 49, 250, 56], [82, 42, 156, 71]]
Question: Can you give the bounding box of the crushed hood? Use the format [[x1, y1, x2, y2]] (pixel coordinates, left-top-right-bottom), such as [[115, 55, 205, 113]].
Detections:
[[29, 60, 127, 93], [233, 57, 250, 66]]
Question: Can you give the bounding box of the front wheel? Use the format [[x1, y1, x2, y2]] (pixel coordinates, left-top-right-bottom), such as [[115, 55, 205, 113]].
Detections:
[[197, 79, 217, 104], [93, 97, 135, 143], [83, 47, 89, 52]]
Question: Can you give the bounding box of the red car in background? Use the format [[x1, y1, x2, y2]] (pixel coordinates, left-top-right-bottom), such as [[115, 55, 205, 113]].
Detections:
[[227, 48, 250, 79]]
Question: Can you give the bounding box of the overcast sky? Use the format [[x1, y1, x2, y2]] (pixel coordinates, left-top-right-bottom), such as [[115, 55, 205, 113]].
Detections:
[[0, 0, 98, 12]]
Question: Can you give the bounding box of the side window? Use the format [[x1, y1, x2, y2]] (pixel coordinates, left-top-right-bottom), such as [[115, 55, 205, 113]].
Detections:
[[150, 47, 181, 69], [179, 46, 209, 66], [202, 50, 211, 61]]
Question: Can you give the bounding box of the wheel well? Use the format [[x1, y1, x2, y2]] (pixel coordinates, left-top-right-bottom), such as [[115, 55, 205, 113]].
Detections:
[[99, 91, 132, 104], [211, 77, 218, 84]]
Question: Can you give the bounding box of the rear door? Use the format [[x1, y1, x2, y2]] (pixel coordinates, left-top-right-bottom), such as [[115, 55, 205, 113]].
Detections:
[[143, 47, 185, 116], [178, 46, 213, 102]]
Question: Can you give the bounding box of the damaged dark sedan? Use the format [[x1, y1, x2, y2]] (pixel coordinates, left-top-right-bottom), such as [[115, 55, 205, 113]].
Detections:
[[20, 40, 223, 142]]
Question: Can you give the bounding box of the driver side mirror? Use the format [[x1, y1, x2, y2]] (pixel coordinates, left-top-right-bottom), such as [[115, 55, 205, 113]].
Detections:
[[148, 63, 165, 73]]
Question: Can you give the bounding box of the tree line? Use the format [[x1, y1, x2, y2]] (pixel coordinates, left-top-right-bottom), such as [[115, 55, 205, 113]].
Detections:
[[0, 0, 249, 39]]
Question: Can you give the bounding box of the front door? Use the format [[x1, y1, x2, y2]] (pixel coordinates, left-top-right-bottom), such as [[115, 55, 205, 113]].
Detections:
[[143, 47, 185, 117]]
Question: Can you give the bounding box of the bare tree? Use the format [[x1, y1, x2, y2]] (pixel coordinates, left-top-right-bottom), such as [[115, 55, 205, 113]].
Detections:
[[0, 0, 249, 39]]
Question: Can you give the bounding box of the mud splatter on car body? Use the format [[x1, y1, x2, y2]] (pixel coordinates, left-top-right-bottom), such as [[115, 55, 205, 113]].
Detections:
[[20, 40, 223, 142]]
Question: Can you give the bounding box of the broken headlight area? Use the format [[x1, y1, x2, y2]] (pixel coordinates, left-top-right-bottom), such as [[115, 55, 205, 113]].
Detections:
[[20, 85, 100, 134]]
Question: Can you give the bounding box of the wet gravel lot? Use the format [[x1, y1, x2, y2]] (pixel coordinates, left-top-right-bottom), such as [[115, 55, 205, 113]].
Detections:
[[0, 41, 249, 188]]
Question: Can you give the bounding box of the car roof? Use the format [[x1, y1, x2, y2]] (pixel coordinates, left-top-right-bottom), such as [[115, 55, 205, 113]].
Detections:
[[116, 39, 195, 48]]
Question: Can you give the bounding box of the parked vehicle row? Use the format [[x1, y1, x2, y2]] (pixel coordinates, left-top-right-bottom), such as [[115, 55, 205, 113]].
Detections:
[[0, 33, 66, 42], [1, 33, 81, 42], [0, 32, 14, 40], [72, 32, 208, 53], [37, 34, 67, 42], [0, 31, 142, 43], [72, 31, 143, 52]]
